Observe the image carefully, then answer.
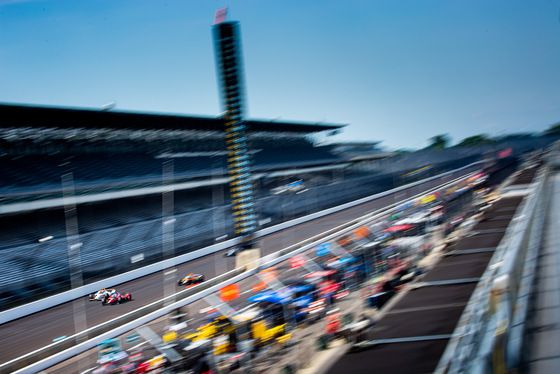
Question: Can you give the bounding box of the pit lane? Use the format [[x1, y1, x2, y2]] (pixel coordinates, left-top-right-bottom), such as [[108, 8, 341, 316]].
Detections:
[[326, 166, 538, 374]]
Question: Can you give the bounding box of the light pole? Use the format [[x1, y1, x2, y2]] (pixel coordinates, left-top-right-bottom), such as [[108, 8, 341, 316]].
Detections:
[[62, 172, 89, 371], [212, 161, 227, 276], [162, 159, 176, 318]]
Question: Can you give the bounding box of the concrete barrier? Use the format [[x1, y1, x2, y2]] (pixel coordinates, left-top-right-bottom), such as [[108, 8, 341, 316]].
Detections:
[[434, 163, 548, 374], [0, 238, 240, 325]]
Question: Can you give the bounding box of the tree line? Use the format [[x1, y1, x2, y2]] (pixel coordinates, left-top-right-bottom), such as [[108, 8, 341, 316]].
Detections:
[[422, 121, 560, 150]]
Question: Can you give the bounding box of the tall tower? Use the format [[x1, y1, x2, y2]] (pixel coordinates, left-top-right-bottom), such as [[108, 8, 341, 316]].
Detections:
[[212, 9, 257, 249]]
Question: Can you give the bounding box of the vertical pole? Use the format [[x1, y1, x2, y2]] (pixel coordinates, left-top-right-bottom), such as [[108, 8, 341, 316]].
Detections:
[[213, 162, 226, 276], [62, 172, 89, 371], [162, 159, 176, 316]]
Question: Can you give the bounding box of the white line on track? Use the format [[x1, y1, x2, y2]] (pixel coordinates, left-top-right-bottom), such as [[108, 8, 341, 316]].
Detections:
[[129, 340, 149, 351]]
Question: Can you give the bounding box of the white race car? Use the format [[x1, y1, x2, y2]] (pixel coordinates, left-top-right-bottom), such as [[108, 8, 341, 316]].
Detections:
[[89, 288, 114, 301]]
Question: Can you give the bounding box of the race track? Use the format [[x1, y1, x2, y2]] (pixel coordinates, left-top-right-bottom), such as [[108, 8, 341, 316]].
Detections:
[[0, 168, 476, 369]]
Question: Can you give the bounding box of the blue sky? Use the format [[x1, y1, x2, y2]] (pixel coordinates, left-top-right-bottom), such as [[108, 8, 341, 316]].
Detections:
[[1, 0, 559, 150]]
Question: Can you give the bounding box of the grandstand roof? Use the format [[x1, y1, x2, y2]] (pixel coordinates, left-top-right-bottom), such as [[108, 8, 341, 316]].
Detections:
[[0, 103, 345, 134]]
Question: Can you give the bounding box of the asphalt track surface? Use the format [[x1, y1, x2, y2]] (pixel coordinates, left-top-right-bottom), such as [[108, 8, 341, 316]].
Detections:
[[47, 252, 342, 374], [327, 165, 538, 374], [0, 167, 476, 369]]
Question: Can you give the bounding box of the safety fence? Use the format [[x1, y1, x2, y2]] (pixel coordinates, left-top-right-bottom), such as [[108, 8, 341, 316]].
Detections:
[[435, 160, 549, 373]]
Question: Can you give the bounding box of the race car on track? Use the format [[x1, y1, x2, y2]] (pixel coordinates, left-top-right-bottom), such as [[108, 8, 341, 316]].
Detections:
[[89, 288, 114, 301], [224, 247, 242, 257], [102, 290, 133, 305], [178, 273, 205, 286]]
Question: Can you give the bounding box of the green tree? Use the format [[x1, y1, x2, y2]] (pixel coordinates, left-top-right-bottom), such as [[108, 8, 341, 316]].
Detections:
[[454, 134, 493, 148], [496, 132, 534, 141], [394, 148, 413, 154], [426, 134, 450, 150], [543, 122, 560, 136]]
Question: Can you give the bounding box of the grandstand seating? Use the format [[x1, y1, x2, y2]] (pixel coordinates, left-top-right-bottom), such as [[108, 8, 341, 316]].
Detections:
[[2, 103, 556, 309], [0, 146, 342, 198], [0, 171, 395, 304], [253, 147, 341, 169]]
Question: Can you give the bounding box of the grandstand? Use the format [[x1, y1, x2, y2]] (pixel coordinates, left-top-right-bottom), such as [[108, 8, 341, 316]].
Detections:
[[0, 103, 345, 201], [1, 103, 555, 309], [0, 102, 354, 306]]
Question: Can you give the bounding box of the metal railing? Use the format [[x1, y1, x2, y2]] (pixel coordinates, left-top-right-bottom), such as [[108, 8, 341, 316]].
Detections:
[[435, 161, 549, 373]]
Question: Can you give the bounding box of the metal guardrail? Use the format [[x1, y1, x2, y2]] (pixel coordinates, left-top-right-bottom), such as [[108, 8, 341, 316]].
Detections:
[[506, 166, 549, 369], [435, 161, 548, 373], [4, 166, 483, 374]]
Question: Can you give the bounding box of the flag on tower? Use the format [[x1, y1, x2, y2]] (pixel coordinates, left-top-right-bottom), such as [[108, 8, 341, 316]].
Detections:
[[214, 8, 227, 25]]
